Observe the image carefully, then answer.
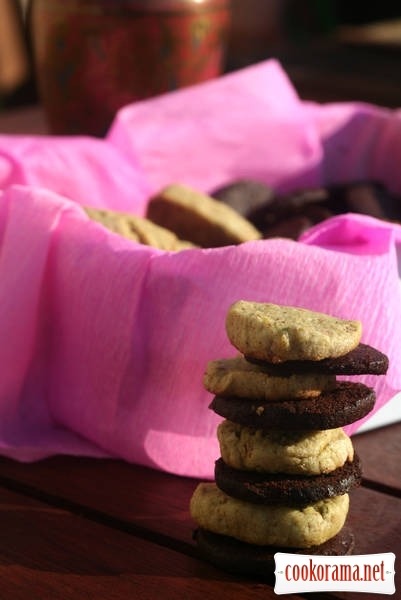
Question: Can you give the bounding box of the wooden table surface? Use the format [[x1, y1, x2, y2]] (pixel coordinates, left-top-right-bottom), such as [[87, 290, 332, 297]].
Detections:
[[0, 88, 400, 599], [0, 422, 399, 600]]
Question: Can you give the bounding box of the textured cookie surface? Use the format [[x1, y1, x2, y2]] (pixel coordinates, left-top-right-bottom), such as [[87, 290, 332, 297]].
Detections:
[[226, 301, 362, 362], [217, 421, 354, 475], [214, 456, 361, 506], [84, 207, 195, 251], [190, 483, 349, 548], [146, 184, 261, 248], [210, 381, 375, 430], [203, 356, 335, 400], [246, 343, 389, 376], [194, 527, 355, 580]]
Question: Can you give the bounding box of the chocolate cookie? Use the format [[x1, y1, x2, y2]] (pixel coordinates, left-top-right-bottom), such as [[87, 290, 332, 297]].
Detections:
[[193, 527, 355, 581], [214, 456, 362, 506], [245, 343, 389, 376], [210, 381, 376, 430], [211, 179, 275, 222], [257, 188, 332, 237], [327, 181, 394, 220]]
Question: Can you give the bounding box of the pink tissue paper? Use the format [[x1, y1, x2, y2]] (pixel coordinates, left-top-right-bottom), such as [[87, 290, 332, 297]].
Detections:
[[0, 60, 401, 478]]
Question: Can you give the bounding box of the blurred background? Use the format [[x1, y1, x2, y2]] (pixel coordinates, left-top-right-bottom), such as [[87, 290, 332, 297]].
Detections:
[[0, 0, 400, 123], [227, 0, 401, 107]]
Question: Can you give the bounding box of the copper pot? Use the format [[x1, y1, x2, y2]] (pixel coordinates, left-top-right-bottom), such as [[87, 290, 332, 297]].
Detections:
[[29, 0, 231, 136]]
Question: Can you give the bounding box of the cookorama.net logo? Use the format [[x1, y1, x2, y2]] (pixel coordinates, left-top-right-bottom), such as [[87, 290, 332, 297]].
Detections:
[[274, 552, 396, 595]]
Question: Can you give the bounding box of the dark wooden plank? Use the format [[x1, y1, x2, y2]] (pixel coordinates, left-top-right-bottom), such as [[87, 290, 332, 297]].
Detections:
[[0, 459, 399, 598], [0, 457, 197, 545], [327, 485, 400, 600], [0, 486, 297, 600], [353, 422, 401, 493], [0, 452, 400, 554]]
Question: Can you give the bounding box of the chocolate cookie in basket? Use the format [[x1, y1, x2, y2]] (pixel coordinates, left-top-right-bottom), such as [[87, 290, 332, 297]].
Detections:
[[190, 301, 389, 580], [211, 179, 401, 240]]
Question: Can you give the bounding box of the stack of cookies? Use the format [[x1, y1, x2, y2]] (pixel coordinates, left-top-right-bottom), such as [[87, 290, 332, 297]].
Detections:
[[190, 301, 389, 579]]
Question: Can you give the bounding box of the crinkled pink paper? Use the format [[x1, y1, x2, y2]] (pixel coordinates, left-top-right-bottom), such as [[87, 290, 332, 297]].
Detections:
[[0, 60, 401, 478]]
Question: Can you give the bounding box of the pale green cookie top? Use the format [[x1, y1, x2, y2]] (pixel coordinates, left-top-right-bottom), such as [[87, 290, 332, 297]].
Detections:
[[217, 421, 354, 475], [225, 301, 362, 363], [203, 356, 335, 400], [190, 483, 349, 548]]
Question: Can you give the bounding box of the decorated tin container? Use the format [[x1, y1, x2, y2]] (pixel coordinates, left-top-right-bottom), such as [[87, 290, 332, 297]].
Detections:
[[29, 0, 230, 136]]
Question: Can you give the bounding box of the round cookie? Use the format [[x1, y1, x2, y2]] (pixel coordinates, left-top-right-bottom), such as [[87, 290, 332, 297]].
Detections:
[[245, 343, 389, 376], [146, 183, 261, 248], [210, 381, 376, 430], [190, 483, 349, 548], [214, 456, 362, 506], [194, 527, 355, 581], [84, 206, 195, 251], [217, 422, 354, 475], [204, 356, 336, 400], [226, 301, 362, 363]]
